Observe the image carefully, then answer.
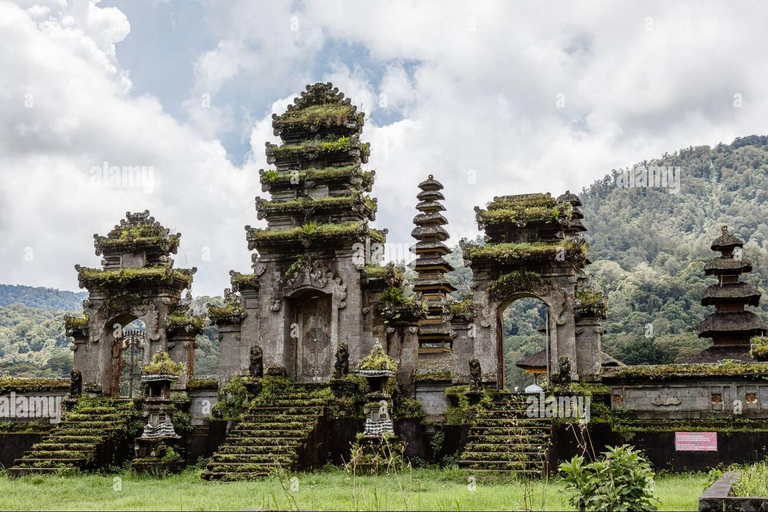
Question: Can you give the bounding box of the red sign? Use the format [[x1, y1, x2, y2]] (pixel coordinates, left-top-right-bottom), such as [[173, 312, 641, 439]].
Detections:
[[675, 432, 717, 452]]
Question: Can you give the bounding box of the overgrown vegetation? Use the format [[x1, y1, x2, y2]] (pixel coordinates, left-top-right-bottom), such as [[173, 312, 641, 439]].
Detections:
[[559, 445, 659, 511]]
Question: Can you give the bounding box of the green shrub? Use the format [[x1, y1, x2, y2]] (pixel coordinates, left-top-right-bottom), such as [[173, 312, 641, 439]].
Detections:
[[559, 445, 659, 511], [211, 376, 248, 420], [141, 351, 183, 376]]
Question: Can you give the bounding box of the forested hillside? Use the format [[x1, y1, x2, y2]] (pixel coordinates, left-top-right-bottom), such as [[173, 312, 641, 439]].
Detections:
[[2, 136, 768, 380], [581, 135, 768, 365]]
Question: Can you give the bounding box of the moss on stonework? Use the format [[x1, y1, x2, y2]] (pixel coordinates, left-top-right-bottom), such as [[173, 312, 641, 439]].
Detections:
[[448, 297, 475, 319], [230, 272, 259, 289], [248, 221, 373, 245], [0, 377, 68, 394], [478, 205, 566, 225], [575, 288, 608, 318], [165, 311, 204, 333], [260, 165, 373, 186], [464, 240, 588, 266], [414, 370, 454, 383], [275, 103, 359, 127], [271, 136, 352, 156], [77, 266, 193, 287], [550, 382, 611, 396], [363, 263, 405, 286], [486, 194, 557, 210], [608, 360, 768, 381], [259, 195, 376, 215], [186, 379, 218, 390], [142, 351, 183, 376], [751, 336, 768, 361], [358, 344, 398, 372]]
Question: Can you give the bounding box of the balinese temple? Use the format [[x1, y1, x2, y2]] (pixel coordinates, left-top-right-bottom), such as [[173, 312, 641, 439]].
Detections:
[[691, 226, 768, 362], [411, 175, 456, 353]]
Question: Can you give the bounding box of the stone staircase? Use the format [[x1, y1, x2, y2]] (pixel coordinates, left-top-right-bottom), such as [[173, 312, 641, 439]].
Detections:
[[9, 398, 140, 476], [459, 392, 552, 477], [202, 383, 330, 481]]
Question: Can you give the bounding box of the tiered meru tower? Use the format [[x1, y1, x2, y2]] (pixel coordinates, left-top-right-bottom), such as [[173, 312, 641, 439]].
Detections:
[[212, 83, 388, 384], [411, 175, 456, 352], [692, 226, 768, 362]]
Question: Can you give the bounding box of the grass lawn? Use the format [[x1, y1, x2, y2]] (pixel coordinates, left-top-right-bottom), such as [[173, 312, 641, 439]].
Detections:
[[0, 466, 706, 511]]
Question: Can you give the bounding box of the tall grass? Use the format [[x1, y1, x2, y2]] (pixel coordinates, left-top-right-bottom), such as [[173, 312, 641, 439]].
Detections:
[[0, 466, 705, 511]]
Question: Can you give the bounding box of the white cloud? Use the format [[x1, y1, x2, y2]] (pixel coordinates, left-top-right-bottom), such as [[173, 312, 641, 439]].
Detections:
[[4, 0, 768, 296]]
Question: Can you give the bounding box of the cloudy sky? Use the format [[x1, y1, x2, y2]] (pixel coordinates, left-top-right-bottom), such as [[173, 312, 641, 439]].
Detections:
[[1, 0, 767, 296]]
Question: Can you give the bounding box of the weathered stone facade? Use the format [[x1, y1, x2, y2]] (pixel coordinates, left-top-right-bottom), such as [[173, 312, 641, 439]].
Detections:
[[67, 211, 202, 396]]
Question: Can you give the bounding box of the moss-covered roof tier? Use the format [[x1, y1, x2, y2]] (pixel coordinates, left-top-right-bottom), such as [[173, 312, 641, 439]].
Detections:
[[75, 265, 195, 291], [94, 211, 181, 267], [255, 194, 376, 222], [463, 240, 588, 269], [259, 165, 374, 192], [271, 83, 364, 138], [603, 360, 768, 382], [246, 221, 385, 253]]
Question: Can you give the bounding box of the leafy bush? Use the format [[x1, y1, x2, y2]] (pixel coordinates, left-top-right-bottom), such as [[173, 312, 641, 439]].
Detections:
[[211, 376, 248, 420], [141, 351, 183, 376], [559, 445, 659, 511]]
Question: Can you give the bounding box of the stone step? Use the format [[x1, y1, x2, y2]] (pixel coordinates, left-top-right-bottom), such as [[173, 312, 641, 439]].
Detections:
[[32, 442, 98, 451], [217, 445, 301, 455], [201, 471, 272, 481], [221, 436, 306, 444], [13, 458, 86, 467], [460, 460, 545, 470], [460, 451, 547, 462], [43, 435, 105, 444], [23, 450, 92, 459], [211, 454, 295, 464], [462, 443, 549, 452]]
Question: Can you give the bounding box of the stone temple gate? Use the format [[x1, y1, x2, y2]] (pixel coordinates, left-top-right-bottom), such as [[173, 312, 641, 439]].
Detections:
[[65, 211, 203, 396], [462, 192, 605, 384]]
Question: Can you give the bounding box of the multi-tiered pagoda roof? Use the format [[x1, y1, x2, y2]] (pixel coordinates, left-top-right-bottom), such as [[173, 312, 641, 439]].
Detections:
[[247, 83, 383, 255], [463, 192, 588, 292], [692, 226, 767, 362], [411, 175, 455, 351]]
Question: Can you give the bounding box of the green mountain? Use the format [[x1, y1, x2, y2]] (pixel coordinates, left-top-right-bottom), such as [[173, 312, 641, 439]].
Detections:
[[0, 284, 86, 311]]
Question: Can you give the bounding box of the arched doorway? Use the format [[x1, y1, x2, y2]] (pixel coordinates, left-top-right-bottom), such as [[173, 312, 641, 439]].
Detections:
[[286, 289, 333, 383], [105, 314, 147, 398], [497, 294, 550, 391]]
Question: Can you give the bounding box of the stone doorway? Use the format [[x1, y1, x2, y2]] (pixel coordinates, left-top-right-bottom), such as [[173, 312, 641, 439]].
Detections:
[[289, 290, 333, 383], [497, 296, 549, 391], [118, 322, 145, 398]]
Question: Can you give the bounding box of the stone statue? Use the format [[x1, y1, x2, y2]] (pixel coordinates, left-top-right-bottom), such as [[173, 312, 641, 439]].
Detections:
[[249, 345, 263, 378], [556, 356, 571, 384], [69, 369, 82, 397], [333, 342, 349, 379], [469, 358, 482, 389]]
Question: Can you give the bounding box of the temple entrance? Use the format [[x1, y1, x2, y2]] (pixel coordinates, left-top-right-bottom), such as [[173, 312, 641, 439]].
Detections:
[[288, 290, 333, 383], [106, 315, 147, 398], [119, 320, 146, 398], [497, 295, 549, 391]]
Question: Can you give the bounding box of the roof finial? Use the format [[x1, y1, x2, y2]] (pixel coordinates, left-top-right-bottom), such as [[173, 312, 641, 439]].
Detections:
[[722, 225, 728, 235]]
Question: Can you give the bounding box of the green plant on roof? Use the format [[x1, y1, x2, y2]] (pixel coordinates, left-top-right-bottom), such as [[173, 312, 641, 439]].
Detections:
[[464, 240, 587, 265], [64, 315, 89, 331], [78, 266, 193, 287], [751, 336, 768, 361], [277, 103, 356, 126], [358, 343, 397, 372], [142, 351, 183, 376], [248, 221, 370, 245]]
